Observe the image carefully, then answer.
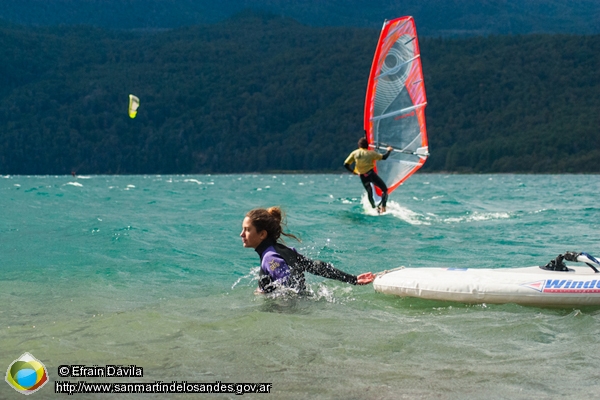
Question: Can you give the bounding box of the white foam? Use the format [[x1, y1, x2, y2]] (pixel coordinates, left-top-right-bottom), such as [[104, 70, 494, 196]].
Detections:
[[360, 194, 430, 225], [443, 212, 510, 223]]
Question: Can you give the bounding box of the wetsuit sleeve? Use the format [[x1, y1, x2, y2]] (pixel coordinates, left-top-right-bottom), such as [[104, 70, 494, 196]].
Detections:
[[295, 253, 358, 285], [381, 149, 393, 160], [344, 163, 354, 173]]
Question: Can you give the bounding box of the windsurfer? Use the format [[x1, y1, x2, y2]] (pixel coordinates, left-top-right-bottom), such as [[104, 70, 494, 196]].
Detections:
[[241, 207, 375, 294], [344, 138, 393, 213]]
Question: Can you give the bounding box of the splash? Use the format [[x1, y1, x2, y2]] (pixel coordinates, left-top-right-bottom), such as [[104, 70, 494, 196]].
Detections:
[[360, 193, 430, 225]]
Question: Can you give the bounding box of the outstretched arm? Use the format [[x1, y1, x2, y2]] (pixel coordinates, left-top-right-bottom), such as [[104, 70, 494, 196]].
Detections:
[[381, 146, 393, 160], [296, 254, 373, 285]]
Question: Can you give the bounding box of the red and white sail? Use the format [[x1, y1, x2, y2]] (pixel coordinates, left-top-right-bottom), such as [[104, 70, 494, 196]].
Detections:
[[364, 16, 428, 195]]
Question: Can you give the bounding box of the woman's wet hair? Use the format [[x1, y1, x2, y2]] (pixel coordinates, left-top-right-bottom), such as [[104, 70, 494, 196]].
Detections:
[[246, 207, 300, 243]]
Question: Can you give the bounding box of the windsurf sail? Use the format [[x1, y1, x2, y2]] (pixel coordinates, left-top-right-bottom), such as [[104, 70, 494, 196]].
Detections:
[[128, 94, 140, 118], [364, 16, 428, 196]]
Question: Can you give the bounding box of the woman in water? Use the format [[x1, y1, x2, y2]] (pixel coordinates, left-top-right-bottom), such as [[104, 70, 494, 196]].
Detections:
[[241, 207, 375, 293]]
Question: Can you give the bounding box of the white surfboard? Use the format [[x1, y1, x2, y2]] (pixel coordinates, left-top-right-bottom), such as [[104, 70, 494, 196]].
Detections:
[[374, 252, 600, 307]]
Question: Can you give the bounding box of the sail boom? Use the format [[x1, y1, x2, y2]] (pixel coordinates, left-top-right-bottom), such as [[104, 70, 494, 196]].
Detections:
[[372, 144, 429, 157]]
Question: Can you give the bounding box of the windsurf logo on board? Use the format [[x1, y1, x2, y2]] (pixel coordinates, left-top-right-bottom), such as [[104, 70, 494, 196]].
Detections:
[[522, 279, 600, 293]]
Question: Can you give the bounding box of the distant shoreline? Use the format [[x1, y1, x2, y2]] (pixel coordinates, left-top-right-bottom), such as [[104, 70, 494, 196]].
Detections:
[[4, 171, 600, 177]]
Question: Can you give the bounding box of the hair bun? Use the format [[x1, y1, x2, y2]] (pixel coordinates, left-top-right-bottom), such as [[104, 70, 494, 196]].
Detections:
[[245, 206, 299, 243], [267, 206, 282, 224]]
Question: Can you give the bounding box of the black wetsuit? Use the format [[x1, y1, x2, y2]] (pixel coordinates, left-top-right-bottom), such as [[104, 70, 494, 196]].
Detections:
[[358, 169, 389, 209], [255, 239, 358, 293]]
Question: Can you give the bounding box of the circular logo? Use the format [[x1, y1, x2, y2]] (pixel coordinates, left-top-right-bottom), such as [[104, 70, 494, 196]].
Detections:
[[5, 353, 49, 395]]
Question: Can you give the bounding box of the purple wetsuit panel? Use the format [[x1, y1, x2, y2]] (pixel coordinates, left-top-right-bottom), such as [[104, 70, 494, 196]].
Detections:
[[260, 245, 291, 285]]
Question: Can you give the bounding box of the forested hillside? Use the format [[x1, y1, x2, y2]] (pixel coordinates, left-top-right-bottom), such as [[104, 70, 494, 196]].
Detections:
[[1, 13, 598, 174], [423, 34, 600, 172]]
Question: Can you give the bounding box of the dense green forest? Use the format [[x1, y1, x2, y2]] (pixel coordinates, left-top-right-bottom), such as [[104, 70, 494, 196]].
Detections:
[[1, 13, 599, 174]]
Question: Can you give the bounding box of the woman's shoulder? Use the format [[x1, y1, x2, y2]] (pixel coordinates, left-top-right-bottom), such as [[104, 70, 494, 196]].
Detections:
[[261, 244, 290, 261]]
